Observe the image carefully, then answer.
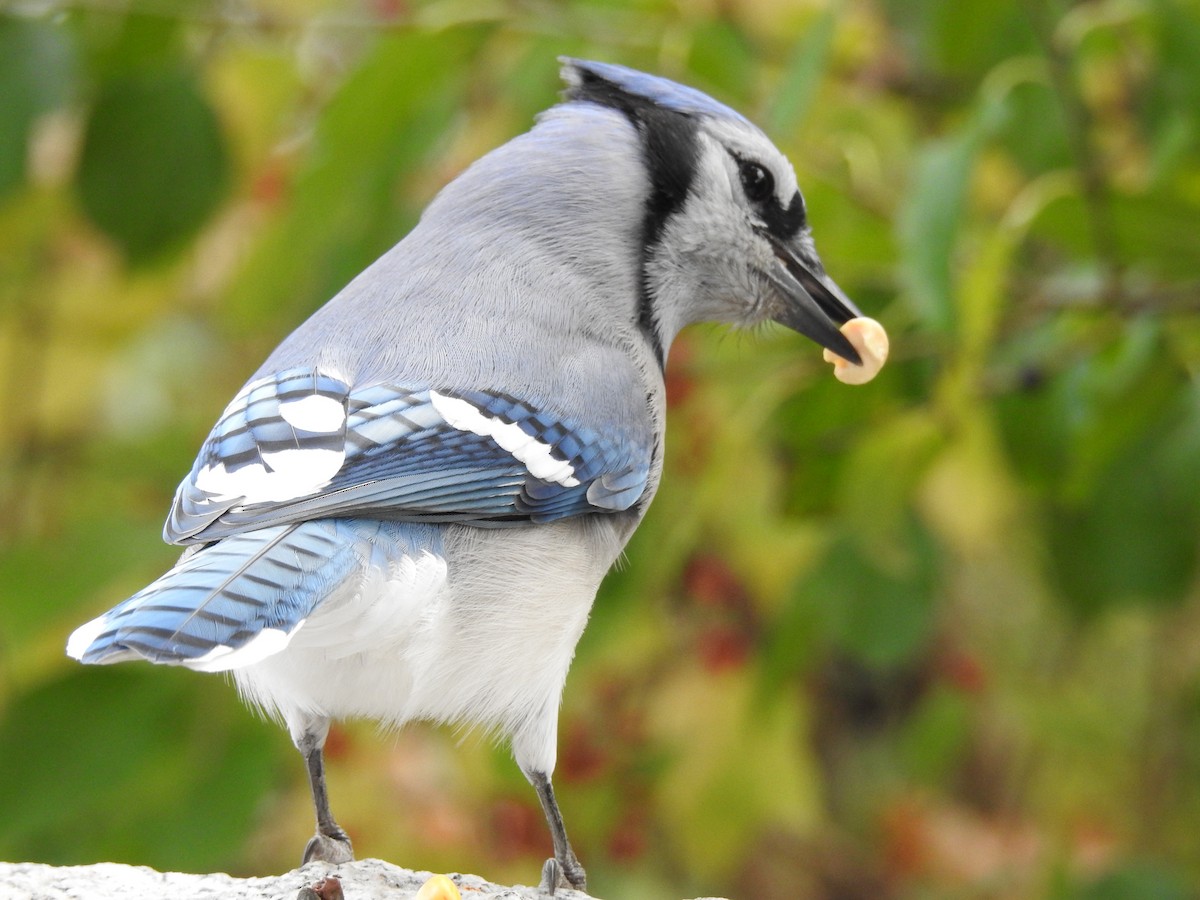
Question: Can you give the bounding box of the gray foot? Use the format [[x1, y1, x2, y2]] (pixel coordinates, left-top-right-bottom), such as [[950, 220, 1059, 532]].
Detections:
[[302, 829, 354, 865], [539, 856, 586, 895]]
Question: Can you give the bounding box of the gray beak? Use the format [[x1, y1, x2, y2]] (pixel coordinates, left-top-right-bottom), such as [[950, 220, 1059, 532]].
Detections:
[[762, 232, 863, 365]]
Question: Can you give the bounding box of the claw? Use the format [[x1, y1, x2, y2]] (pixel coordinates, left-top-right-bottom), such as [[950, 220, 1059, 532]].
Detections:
[[538, 856, 586, 894], [301, 830, 354, 865], [539, 858, 563, 895]]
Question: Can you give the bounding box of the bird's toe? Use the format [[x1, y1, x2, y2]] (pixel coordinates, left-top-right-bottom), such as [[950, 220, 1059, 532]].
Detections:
[[539, 857, 587, 895], [302, 830, 354, 865]]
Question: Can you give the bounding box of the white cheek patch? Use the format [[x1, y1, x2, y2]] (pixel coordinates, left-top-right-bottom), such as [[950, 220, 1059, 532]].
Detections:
[[195, 448, 345, 505], [279, 395, 345, 433], [429, 391, 580, 487]]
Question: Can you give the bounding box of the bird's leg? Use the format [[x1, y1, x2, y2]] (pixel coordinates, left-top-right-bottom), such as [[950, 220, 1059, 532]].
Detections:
[[528, 769, 586, 893], [298, 726, 354, 865]]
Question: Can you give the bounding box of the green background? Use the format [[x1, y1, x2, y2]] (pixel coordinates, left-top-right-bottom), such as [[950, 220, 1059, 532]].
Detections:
[[2, 1, 1200, 897]]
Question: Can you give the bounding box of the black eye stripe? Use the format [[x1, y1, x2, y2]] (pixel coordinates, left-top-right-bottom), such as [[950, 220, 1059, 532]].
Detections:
[[732, 155, 808, 239], [761, 190, 808, 240]]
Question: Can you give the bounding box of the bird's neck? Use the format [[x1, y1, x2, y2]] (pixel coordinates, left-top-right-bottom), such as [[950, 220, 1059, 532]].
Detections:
[[420, 105, 664, 355]]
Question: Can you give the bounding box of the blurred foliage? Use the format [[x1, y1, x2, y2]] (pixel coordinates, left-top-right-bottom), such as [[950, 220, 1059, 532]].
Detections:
[[1, 0, 1199, 898]]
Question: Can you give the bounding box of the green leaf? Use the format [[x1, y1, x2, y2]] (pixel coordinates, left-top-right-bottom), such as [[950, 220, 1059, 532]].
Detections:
[[800, 522, 939, 667], [926, 0, 1037, 78], [998, 320, 1181, 497], [0, 15, 76, 198], [0, 666, 281, 868], [998, 78, 1072, 175], [880, 0, 1037, 82], [1076, 862, 1194, 900], [1047, 385, 1200, 615], [226, 27, 484, 331], [766, 8, 835, 135], [1032, 188, 1200, 281], [897, 126, 980, 333], [835, 411, 943, 552], [77, 10, 186, 81], [76, 67, 229, 261], [998, 320, 1200, 615], [0, 514, 173, 643], [1142, 0, 1200, 151], [686, 19, 756, 104], [899, 686, 973, 785]]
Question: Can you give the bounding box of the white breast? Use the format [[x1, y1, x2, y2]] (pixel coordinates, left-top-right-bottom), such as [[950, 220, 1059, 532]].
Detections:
[[231, 518, 626, 774]]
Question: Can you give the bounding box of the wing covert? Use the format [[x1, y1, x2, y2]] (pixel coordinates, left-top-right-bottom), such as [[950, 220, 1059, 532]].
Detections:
[[167, 367, 651, 543]]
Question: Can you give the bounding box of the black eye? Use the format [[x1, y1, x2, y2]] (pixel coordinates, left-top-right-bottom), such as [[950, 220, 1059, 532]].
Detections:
[[739, 161, 774, 204]]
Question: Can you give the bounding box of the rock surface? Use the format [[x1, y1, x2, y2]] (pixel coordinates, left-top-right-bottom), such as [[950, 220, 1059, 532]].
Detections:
[[0, 858, 594, 900]]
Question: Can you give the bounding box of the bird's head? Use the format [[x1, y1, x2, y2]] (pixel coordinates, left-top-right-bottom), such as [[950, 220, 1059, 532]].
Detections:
[[560, 58, 862, 367]]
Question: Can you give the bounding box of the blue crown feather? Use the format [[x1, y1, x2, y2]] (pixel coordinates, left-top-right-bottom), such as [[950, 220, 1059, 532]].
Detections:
[[560, 58, 752, 126]]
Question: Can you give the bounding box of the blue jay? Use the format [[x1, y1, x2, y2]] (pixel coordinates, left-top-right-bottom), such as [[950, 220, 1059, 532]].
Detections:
[[68, 59, 865, 892]]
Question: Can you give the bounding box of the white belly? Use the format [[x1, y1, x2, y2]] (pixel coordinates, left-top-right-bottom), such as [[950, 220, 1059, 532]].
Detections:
[[232, 518, 624, 772]]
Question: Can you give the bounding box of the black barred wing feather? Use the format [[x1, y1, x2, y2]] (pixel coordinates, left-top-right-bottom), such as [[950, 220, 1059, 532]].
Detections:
[[167, 368, 652, 544]]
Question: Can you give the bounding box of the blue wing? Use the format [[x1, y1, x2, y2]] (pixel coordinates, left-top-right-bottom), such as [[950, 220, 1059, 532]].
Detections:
[[166, 367, 651, 543]]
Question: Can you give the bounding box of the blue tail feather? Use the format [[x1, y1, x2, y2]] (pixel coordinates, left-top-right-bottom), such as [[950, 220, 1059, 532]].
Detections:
[[69, 519, 431, 670]]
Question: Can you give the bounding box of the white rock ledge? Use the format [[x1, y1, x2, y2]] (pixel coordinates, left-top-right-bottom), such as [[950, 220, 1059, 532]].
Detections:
[[0, 858, 595, 900]]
